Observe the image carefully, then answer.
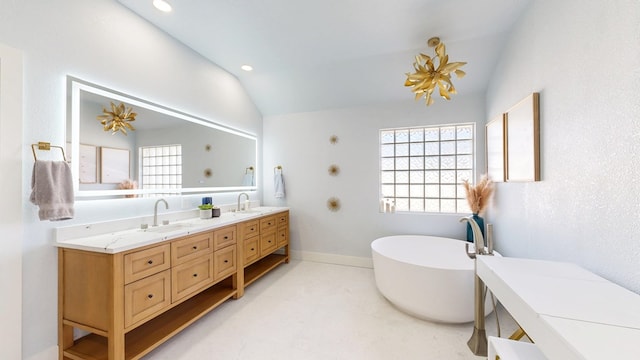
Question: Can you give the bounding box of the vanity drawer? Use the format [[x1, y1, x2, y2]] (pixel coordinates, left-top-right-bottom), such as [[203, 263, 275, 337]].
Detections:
[[124, 244, 171, 284], [260, 232, 278, 255], [124, 269, 171, 328], [277, 226, 289, 248], [214, 245, 237, 280], [243, 237, 259, 265], [213, 225, 237, 250], [238, 219, 259, 240], [171, 232, 213, 265], [276, 212, 288, 227], [171, 254, 214, 302], [260, 216, 277, 234]]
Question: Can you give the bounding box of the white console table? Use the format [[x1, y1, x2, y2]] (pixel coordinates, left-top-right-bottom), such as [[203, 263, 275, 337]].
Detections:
[[477, 256, 640, 360]]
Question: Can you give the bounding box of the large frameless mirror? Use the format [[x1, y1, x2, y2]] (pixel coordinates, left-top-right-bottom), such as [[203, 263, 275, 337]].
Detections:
[[67, 77, 257, 199]]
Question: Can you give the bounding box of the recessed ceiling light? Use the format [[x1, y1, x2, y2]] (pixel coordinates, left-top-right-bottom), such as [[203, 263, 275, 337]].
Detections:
[[153, 0, 172, 12], [241, 65, 253, 72]]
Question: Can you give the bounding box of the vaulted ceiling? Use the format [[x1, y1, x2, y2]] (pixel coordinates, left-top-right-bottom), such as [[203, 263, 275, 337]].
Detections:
[[117, 0, 531, 116]]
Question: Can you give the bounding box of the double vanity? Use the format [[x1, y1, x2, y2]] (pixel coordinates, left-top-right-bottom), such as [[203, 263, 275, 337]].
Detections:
[[55, 206, 290, 360]]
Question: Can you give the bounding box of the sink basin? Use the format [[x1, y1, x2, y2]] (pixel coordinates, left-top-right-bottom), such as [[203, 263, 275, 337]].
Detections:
[[141, 223, 192, 233], [237, 209, 263, 214], [235, 207, 279, 215]]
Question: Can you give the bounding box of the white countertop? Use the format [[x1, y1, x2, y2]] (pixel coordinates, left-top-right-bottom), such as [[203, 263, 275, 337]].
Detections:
[[54, 206, 289, 254], [477, 256, 640, 360]]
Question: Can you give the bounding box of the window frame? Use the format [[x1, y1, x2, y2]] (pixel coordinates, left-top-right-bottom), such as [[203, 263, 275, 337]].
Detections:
[[139, 144, 183, 196], [379, 123, 475, 214]]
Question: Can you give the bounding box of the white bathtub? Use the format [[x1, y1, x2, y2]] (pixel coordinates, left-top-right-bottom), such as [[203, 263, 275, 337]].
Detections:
[[371, 235, 496, 324]]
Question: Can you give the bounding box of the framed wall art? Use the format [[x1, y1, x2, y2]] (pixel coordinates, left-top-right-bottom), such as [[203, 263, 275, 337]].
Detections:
[[79, 143, 97, 184], [101, 147, 130, 184], [486, 114, 506, 182], [505, 92, 540, 182]]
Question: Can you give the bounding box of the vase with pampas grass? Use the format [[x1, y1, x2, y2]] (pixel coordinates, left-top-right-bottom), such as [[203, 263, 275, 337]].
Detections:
[[462, 175, 494, 243], [118, 179, 138, 198]]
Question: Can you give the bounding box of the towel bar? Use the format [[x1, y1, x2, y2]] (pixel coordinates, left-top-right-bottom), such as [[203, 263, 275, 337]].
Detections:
[[31, 142, 68, 162]]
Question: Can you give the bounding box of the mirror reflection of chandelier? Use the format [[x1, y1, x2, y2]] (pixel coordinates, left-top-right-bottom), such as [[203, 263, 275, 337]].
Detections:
[[97, 102, 137, 135], [404, 37, 467, 106]]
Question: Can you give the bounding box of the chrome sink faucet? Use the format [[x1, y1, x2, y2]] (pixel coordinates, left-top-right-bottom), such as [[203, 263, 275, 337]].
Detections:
[[237, 192, 249, 212], [153, 198, 168, 226]]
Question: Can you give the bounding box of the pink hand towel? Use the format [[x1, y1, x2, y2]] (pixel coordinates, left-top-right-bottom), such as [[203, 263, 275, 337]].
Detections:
[[30, 160, 74, 221]]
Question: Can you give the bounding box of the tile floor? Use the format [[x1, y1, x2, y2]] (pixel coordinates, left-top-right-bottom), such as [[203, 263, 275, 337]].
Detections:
[[145, 260, 518, 360]]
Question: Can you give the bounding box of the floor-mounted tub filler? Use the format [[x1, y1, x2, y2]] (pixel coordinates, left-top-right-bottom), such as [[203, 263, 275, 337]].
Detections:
[[371, 235, 497, 324]]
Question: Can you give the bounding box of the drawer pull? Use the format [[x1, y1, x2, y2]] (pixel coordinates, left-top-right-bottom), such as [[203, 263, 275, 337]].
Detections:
[[192, 246, 198, 250], [193, 273, 198, 277], [250, 227, 254, 231], [147, 260, 153, 265], [224, 236, 229, 240], [267, 222, 272, 225], [250, 248, 255, 251], [147, 294, 154, 299], [224, 259, 229, 263]]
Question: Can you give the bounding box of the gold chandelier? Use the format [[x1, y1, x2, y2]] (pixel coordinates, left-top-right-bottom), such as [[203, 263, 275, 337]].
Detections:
[[97, 102, 137, 135], [404, 37, 467, 106]]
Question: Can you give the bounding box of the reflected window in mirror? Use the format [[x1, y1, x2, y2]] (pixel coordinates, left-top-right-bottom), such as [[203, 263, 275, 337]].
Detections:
[[141, 144, 182, 196]]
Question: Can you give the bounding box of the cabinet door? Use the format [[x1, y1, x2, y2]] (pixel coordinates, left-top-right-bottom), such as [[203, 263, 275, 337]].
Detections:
[[124, 244, 171, 284], [243, 237, 259, 265], [171, 254, 214, 302], [124, 269, 171, 328], [171, 232, 213, 265], [260, 232, 278, 256], [213, 225, 237, 251], [214, 245, 237, 281], [277, 226, 289, 248]]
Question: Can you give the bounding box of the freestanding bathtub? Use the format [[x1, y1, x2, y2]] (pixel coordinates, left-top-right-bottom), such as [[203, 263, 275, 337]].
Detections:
[[371, 235, 496, 324]]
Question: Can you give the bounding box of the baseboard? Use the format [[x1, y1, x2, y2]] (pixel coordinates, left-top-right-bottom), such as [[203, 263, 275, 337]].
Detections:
[[25, 345, 58, 360], [290, 250, 373, 268]]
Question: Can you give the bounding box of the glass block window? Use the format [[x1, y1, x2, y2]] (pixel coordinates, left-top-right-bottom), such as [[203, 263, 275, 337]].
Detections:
[[380, 124, 474, 213], [140, 145, 182, 194]]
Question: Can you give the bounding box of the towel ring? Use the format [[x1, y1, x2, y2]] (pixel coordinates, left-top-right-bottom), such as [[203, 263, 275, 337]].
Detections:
[[274, 165, 283, 174], [31, 142, 68, 162]]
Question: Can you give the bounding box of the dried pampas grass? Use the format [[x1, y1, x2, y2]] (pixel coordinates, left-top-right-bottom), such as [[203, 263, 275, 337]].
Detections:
[[118, 179, 138, 198], [462, 175, 494, 214]]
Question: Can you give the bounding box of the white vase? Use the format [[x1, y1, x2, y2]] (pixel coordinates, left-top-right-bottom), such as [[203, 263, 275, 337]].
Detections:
[[199, 209, 212, 219]]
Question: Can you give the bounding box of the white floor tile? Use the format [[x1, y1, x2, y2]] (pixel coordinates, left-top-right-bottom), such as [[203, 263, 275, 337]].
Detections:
[[144, 260, 517, 359]]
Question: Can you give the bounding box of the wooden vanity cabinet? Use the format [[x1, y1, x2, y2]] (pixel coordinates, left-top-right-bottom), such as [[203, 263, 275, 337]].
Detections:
[[124, 270, 171, 328], [170, 232, 213, 265], [276, 212, 289, 248], [58, 211, 288, 360], [124, 244, 171, 284], [171, 253, 215, 303], [241, 211, 290, 290]]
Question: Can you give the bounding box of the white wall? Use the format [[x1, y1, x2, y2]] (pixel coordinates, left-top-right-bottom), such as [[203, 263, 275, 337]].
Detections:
[[0, 42, 24, 360], [0, 0, 262, 358], [263, 95, 486, 264], [485, 0, 640, 293]]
